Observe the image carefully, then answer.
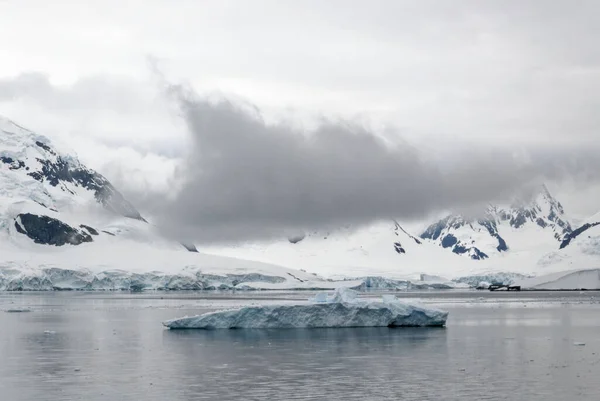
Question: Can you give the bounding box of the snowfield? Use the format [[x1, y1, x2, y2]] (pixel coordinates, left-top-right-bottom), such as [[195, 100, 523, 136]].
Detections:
[[163, 288, 449, 329]]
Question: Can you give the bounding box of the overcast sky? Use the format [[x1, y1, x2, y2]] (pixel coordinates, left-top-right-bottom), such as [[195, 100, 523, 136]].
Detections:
[[1, 0, 599, 241]]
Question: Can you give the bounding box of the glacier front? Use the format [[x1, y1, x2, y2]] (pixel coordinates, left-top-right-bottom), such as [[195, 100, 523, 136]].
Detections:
[[163, 288, 448, 329]]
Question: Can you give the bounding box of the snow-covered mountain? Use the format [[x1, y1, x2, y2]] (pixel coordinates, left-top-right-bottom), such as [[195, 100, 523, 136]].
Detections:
[[2, 115, 599, 290], [419, 185, 572, 260], [0, 116, 336, 290], [0, 116, 146, 246], [205, 187, 600, 284]]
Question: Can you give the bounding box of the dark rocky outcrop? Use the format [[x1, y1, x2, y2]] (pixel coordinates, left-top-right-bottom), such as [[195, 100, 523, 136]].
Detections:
[[27, 155, 146, 222], [559, 221, 600, 249], [1, 156, 25, 170], [478, 219, 508, 252], [393, 242, 406, 254], [15, 213, 93, 246], [181, 243, 199, 252], [394, 221, 422, 244], [441, 234, 458, 248], [288, 234, 306, 244], [79, 225, 99, 235], [451, 245, 488, 260]]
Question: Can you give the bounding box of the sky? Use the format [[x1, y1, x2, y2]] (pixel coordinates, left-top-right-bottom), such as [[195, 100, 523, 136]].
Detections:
[[1, 0, 600, 241]]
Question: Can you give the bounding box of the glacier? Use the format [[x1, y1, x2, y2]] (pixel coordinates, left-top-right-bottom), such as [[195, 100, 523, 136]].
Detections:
[[163, 288, 449, 329], [516, 268, 600, 290]]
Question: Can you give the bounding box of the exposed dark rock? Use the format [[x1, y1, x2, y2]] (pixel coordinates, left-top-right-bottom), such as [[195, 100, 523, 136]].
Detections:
[[1, 156, 25, 170], [509, 209, 531, 229], [24, 143, 145, 222], [288, 234, 305, 244], [101, 230, 116, 236], [452, 245, 467, 254], [421, 216, 467, 241], [32, 200, 58, 212], [79, 225, 99, 235], [470, 248, 489, 260], [286, 272, 304, 282], [422, 215, 491, 259], [478, 218, 508, 252], [15, 213, 93, 246], [441, 234, 458, 248], [559, 222, 600, 249], [181, 242, 199, 252], [452, 244, 488, 260], [393, 242, 406, 254], [495, 236, 508, 252], [394, 221, 422, 244], [35, 140, 55, 154], [421, 217, 448, 241]]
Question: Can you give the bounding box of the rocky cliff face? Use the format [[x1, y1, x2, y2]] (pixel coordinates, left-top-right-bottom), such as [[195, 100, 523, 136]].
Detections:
[[0, 116, 155, 248]]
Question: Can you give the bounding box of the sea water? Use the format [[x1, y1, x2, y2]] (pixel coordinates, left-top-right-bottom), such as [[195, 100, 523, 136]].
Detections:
[[1, 291, 599, 401]]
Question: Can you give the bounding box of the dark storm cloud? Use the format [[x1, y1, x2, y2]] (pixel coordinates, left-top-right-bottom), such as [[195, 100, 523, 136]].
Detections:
[[135, 81, 579, 243], [2, 71, 600, 243]]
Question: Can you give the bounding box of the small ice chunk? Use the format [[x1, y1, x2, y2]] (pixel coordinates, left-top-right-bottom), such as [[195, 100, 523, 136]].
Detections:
[[573, 342, 586, 346], [5, 308, 32, 313]]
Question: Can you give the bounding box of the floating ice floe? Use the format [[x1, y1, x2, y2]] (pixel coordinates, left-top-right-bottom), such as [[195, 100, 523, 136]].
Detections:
[[163, 288, 448, 329]]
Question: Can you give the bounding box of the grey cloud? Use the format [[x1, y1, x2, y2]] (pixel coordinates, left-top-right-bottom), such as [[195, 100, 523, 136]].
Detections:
[[133, 81, 600, 243], [0, 72, 145, 111], [0, 72, 186, 156], [3, 0, 600, 242], [1, 73, 599, 243]]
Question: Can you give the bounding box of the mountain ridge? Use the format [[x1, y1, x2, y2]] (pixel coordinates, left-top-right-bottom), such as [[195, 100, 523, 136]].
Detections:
[[2, 115, 599, 289]]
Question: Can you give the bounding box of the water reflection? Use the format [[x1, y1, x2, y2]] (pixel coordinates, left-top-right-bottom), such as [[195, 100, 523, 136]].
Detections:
[[161, 328, 449, 400]]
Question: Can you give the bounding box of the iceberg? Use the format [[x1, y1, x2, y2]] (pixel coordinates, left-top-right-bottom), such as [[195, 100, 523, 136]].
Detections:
[[163, 288, 448, 329]]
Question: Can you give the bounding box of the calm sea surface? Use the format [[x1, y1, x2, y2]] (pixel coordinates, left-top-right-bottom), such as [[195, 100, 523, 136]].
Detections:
[[1, 291, 599, 401]]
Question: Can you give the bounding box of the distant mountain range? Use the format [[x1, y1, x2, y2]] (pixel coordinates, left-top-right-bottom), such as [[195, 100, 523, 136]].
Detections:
[[205, 176, 600, 282], [1, 115, 599, 290], [419, 185, 572, 260]]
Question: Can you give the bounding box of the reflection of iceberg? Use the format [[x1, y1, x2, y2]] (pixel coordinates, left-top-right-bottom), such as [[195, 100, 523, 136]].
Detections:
[[163, 288, 448, 329]]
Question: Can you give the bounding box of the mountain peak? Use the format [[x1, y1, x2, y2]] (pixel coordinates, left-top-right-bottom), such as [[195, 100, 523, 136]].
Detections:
[[420, 185, 573, 260], [1, 116, 148, 249]]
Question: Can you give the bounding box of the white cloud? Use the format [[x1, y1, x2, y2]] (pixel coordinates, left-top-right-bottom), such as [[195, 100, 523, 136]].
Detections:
[[1, 0, 600, 229]]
